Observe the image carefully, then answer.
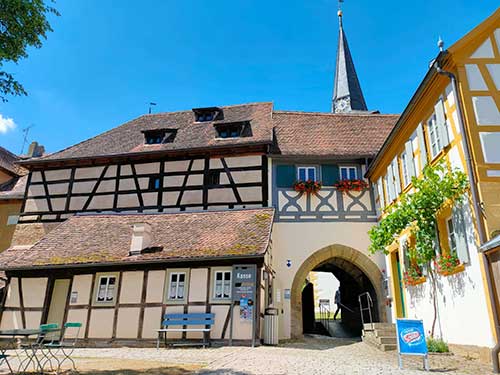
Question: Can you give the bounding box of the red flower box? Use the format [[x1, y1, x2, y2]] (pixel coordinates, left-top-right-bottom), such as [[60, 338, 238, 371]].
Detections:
[[334, 179, 369, 193], [293, 180, 322, 194]]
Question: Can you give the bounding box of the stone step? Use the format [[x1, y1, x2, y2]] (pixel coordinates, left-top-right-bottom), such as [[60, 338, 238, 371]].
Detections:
[[380, 344, 397, 351], [362, 335, 397, 352], [375, 329, 396, 337], [377, 336, 397, 345], [363, 323, 395, 331]]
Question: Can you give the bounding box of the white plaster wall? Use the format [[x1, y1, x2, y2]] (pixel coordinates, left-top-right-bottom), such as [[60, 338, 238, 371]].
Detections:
[[211, 305, 230, 339], [116, 307, 140, 339], [142, 307, 162, 339], [0, 311, 22, 330], [5, 278, 20, 307], [22, 278, 47, 308], [25, 311, 42, 329], [146, 270, 165, 303], [271, 221, 384, 339], [66, 309, 88, 338], [390, 207, 495, 348], [188, 268, 208, 302], [88, 309, 114, 338], [70, 275, 92, 305], [119, 271, 143, 304]]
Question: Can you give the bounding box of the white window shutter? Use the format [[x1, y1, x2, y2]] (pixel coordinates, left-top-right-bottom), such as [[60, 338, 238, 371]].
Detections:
[[387, 166, 395, 201], [404, 141, 416, 179], [416, 123, 428, 171], [393, 158, 401, 195], [452, 204, 470, 264], [435, 98, 450, 147], [378, 178, 385, 208]]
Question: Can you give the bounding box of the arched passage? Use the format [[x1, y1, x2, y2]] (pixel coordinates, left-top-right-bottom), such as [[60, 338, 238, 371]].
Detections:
[[290, 244, 386, 338]]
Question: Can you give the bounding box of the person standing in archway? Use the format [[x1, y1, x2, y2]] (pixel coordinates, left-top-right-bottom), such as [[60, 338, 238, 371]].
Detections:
[[334, 287, 341, 320]]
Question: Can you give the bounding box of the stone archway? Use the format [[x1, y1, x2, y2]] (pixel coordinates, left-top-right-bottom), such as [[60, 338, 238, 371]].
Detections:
[[290, 244, 386, 338]]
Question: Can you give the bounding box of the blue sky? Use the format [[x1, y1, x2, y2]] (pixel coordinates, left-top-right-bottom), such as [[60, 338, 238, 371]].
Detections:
[[0, 1, 498, 154]]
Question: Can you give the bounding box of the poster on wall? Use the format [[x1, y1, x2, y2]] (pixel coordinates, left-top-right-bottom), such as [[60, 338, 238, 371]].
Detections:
[[395, 319, 429, 371], [239, 298, 253, 321]]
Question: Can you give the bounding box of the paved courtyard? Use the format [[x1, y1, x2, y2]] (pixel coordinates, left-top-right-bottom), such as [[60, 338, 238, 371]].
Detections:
[[0, 336, 493, 374]]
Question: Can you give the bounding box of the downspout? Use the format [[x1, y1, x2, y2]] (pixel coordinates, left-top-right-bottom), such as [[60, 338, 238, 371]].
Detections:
[[435, 62, 500, 373]]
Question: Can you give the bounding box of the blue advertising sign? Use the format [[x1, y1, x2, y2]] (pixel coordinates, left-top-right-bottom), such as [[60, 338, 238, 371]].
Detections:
[[396, 319, 429, 371]]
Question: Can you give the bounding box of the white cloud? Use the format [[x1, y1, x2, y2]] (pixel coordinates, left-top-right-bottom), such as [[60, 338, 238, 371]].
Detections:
[[0, 114, 16, 134]]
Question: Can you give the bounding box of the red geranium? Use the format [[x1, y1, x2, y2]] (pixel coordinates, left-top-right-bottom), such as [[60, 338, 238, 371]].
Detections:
[[293, 180, 322, 194], [334, 179, 369, 193]]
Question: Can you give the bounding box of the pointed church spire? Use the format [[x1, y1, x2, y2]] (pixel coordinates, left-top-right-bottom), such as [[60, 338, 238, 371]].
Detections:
[[332, 6, 368, 113]]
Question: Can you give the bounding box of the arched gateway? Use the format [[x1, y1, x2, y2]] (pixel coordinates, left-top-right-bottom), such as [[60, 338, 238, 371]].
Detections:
[[290, 244, 386, 338]]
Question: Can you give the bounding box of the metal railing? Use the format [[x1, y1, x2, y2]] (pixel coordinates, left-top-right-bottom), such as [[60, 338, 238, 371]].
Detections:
[[318, 302, 331, 329], [358, 292, 373, 327]]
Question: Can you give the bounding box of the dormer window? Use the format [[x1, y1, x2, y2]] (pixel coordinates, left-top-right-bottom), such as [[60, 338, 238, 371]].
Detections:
[[142, 129, 176, 144], [193, 107, 222, 122], [215, 122, 251, 139]]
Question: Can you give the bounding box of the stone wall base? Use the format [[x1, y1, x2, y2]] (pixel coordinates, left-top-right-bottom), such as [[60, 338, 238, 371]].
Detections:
[[449, 343, 492, 364]]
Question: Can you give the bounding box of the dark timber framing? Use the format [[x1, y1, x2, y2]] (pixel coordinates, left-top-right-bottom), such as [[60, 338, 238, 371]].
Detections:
[[20, 153, 267, 223]]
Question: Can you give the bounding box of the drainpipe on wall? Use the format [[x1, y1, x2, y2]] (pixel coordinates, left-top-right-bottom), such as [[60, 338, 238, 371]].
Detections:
[[435, 62, 500, 373]]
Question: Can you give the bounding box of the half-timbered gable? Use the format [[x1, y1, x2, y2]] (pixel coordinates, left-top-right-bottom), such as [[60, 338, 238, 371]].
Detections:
[[18, 103, 273, 224]]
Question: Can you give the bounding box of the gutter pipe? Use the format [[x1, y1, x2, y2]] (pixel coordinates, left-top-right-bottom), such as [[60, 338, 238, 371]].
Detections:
[[435, 62, 500, 373]]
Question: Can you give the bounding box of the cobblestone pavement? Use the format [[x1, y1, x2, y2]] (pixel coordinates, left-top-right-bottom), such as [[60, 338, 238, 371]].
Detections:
[[0, 335, 493, 374]]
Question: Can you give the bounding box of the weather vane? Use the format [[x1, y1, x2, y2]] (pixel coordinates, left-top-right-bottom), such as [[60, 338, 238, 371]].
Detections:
[[338, 0, 344, 19]]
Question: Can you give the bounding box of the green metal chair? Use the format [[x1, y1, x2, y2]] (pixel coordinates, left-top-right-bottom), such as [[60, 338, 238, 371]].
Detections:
[[19, 323, 60, 373], [45, 322, 82, 373]]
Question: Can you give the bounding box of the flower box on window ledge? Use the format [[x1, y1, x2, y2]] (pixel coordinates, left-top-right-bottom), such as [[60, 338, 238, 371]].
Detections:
[[434, 253, 464, 276], [403, 265, 426, 287], [334, 179, 369, 193], [293, 180, 322, 194]]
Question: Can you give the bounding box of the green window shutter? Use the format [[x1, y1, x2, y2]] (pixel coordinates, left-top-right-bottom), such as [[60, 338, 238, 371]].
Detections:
[[452, 203, 470, 264], [321, 164, 339, 185], [276, 165, 296, 188]]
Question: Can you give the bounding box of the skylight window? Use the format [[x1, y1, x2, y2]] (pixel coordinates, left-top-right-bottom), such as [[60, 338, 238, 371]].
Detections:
[[193, 107, 221, 122], [142, 129, 177, 145], [215, 122, 251, 139]]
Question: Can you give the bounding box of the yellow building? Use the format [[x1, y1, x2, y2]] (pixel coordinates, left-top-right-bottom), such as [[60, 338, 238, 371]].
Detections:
[[366, 7, 500, 367]]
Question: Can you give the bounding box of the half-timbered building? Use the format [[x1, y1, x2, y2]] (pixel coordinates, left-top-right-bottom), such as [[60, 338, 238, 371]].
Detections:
[[0, 9, 400, 345]]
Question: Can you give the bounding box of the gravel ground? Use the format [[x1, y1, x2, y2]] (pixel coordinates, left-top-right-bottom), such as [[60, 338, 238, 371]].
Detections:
[[0, 335, 493, 374]]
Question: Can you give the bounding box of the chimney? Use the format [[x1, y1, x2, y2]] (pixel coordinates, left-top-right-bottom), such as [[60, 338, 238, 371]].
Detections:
[[27, 142, 45, 158], [129, 222, 152, 256]]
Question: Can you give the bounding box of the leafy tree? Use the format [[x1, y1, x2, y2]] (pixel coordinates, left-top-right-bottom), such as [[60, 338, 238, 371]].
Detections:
[[0, 0, 59, 102]]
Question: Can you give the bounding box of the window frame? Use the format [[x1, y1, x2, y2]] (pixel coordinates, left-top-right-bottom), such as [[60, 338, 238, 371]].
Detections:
[[296, 165, 318, 181], [148, 175, 161, 190], [92, 272, 120, 306], [164, 269, 190, 303], [6, 215, 19, 226], [446, 216, 457, 255], [400, 151, 410, 187], [210, 267, 233, 303], [213, 270, 232, 300], [339, 166, 358, 180]]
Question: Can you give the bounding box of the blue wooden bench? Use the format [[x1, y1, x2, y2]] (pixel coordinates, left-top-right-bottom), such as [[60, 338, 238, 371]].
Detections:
[[156, 313, 214, 349]]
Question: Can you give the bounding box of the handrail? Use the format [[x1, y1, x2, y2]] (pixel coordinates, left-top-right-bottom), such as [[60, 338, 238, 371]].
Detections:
[[358, 292, 373, 327]]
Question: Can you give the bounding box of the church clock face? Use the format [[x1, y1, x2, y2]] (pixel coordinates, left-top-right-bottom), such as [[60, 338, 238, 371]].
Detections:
[[335, 97, 351, 113]]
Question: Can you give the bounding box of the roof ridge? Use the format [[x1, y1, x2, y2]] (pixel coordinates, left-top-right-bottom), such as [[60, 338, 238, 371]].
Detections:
[[144, 101, 274, 117], [274, 110, 399, 117]]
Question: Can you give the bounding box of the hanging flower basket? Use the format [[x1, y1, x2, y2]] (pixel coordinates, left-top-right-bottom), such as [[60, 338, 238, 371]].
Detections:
[[435, 253, 462, 276], [403, 265, 426, 286], [334, 179, 369, 193], [293, 180, 322, 194]]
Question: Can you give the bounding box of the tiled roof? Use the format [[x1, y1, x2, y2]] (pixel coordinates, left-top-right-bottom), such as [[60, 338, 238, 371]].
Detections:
[[0, 147, 26, 176], [0, 175, 27, 200], [36, 102, 274, 162], [0, 208, 274, 269], [272, 111, 398, 158]]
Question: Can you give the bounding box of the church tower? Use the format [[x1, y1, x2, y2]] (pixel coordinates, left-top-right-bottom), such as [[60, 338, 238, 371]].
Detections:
[[332, 8, 368, 113]]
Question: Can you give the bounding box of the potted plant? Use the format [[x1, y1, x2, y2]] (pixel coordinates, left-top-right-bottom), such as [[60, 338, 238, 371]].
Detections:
[[334, 179, 369, 193], [403, 264, 426, 286], [434, 253, 463, 276], [293, 180, 322, 194]]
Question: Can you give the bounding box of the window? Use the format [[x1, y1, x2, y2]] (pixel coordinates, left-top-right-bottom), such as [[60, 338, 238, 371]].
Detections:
[[149, 176, 161, 190], [143, 129, 176, 144], [168, 272, 186, 300], [340, 166, 357, 180], [96, 276, 116, 303], [213, 271, 231, 299], [193, 107, 220, 122], [297, 166, 317, 181], [427, 114, 442, 158], [6, 215, 19, 225], [446, 217, 457, 254], [207, 171, 221, 186], [377, 178, 385, 208]]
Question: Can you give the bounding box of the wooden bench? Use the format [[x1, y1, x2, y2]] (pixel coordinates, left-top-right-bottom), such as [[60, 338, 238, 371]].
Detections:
[[156, 313, 214, 349]]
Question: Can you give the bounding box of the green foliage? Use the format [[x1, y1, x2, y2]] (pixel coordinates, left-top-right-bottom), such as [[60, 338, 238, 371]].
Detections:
[[0, 0, 59, 101], [368, 161, 468, 266], [426, 337, 450, 353]]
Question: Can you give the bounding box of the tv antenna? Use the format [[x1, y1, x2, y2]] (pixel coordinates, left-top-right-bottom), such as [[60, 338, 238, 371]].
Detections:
[[20, 124, 34, 155], [148, 102, 157, 114]]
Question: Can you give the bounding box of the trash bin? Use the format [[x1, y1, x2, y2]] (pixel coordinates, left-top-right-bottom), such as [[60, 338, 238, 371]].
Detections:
[[263, 307, 279, 345]]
